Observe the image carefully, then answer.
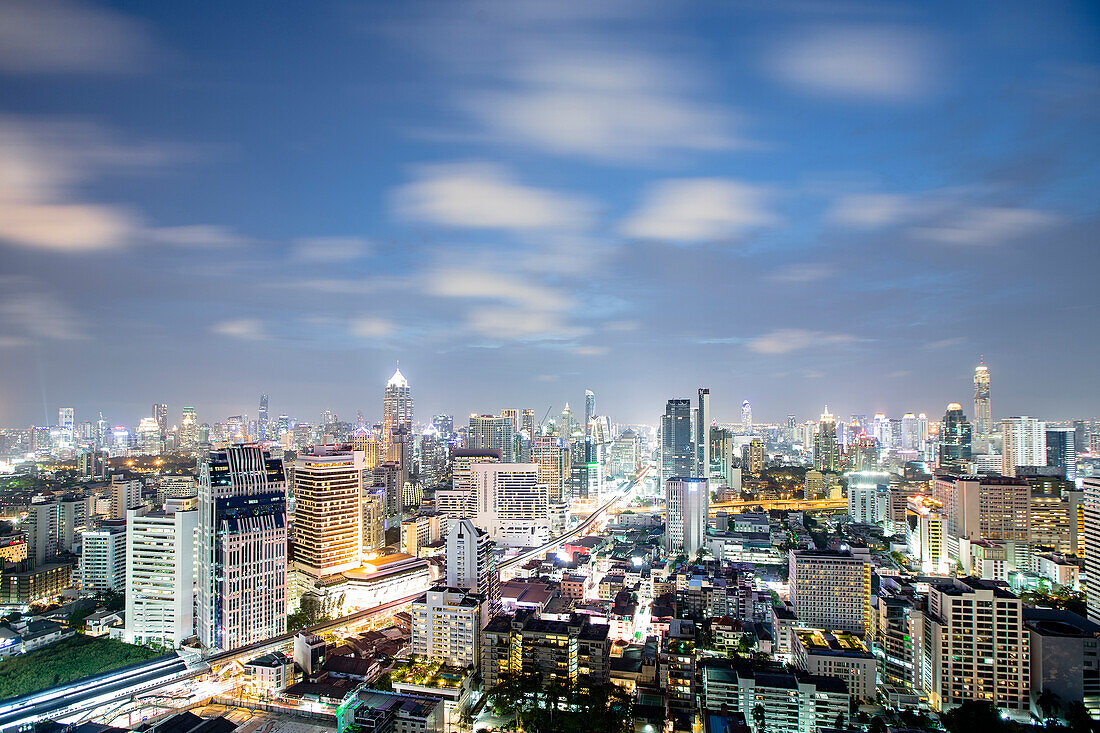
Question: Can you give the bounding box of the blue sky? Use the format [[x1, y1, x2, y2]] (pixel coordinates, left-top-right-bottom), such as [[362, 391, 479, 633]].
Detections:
[[0, 0, 1098, 428]]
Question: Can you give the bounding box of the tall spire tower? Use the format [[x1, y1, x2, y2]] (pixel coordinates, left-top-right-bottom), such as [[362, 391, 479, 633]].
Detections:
[[383, 364, 413, 444], [974, 358, 991, 437]]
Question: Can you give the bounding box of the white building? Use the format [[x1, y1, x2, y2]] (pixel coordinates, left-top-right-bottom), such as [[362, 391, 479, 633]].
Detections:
[[701, 661, 849, 733], [846, 472, 890, 526], [472, 463, 549, 547], [124, 499, 198, 647], [446, 518, 496, 604], [1084, 477, 1100, 625], [665, 477, 709, 557], [79, 520, 127, 592], [788, 549, 872, 636], [1001, 416, 1046, 476], [411, 587, 483, 668]]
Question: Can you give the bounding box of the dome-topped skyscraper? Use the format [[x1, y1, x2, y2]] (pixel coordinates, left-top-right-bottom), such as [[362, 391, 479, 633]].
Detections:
[[383, 364, 413, 443]]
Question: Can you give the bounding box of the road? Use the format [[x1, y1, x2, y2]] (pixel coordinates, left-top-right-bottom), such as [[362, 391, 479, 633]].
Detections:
[[498, 466, 650, 571], [0, 591, 424, 732]]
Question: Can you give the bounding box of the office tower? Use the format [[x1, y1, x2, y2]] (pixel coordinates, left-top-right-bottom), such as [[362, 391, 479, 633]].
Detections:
[[180, 407, 198, 451], [900, 413, 921, 451], [500, 409, 519, 434], [584, 389, 596, 436], [915, 577, 1028, 714], [197, 444, 288, 651], [362, 489, 385, 551], [848, 435, 879, 472], [1002, 416, 1046, 477], [1085, 477, 1100, 624], [660, 399, 693, 487], [521, 409, 535, 438], [610, 429, 640, 477], [437, 449, 500, 518], [473, 463, 549, 547], [813, 406, 839, 472], [383, 366, 413, 443], [1046, 427, 1077, 481], [530, 436, 569, 505], [559, 403, 575, 438], [744, 438, 765, 474], [258, 394, 269, 440], [136, 417, 162, 456], [79, 520, 126, 592], [665, 477, 709, 556], [846, 472, 889, 525], [467, 414, 514, 461], [741, 400, 752, 433], [974, 360, 992, 437], [110, 475, 143, 519], [788, 549, 872, 636], [938, 404, 972, 470], [291, 447, 364, 580], [58, 407, 75, 443], [695, 388, 710, 479], [411, 587, 483, 667], [431, 414, 454, 440], [445, 517, 496, 607], [124, 500, 198, 647], [932, 474, 1030, 567], [151, 403, 168, 440]]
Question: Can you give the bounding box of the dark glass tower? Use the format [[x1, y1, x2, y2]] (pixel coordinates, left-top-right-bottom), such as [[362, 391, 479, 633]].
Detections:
[[939, 403, 973, 470]]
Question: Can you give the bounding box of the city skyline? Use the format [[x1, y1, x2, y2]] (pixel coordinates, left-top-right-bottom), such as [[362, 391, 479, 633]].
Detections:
[[1, 1, 1098, 426]]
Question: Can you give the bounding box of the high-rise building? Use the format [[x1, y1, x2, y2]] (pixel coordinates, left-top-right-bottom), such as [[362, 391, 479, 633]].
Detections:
[[180, 407, 198, 451], [436, 449, 500, 518], [744, 438, 765, 475], [124, 499, 198, 647], [813, 406, 839, 472], [665, 477, 709, 557], [974, 360, 992, 437], [1084, 477, 1100, 624], [445, 517, 496, 605], [110, 475, 144, 520], [559, 403, 574, 439], [472, 463, 549, 547], [137, 417, 162, 456], [383, 366, 413, 444], [610, 429, 640, 477], [197, 444, 288, 651], [500, 409, 520, 434], [788, 549, 872, 636], [411, 587, 483, 667], [741, 400, 752, 433], [938, 404, 972, 470], [467, 415, 514, 462], [79, 520, 126, 593], [258, 394, 269, 441], [432, 414, 454, 440], [660, 399, 693, 488], [932, 474, 1030, 567], [1002, 416, 1046, 477], [1046, 427, 1077, 481], [584, 390, 595, 436], [152, 403, 168, 440], [291, 447, 364, 584], [846, 472, 889, 526], [521, 409, 535, 438], [695, 388, 710, 479], [481, 609, 610, 689], [915, 577, 1028, 715], [530, 436, 569, 506]]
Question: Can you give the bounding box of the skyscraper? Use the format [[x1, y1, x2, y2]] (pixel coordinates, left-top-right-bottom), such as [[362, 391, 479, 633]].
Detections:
[[468, 414, 515, 462], [197, 444, 288, 651], [1002, 416, 1046, 477], [695, 388, 710, 479], [1046, 427, 1077, 481], [741, 400, 752, 434], [789, 549, 872, 636], [291, 447, 364, 577], [813, 406, 839, 472], [58, 407, 74, 436], [665, 477, 709, 556], [152, 403, 168, 439], [445, 517, 495, 599], [472, 463, 549, 547], [383, 366, 413, 443], [938, 404, 972, 470], [180, 407, 198, 451], [974, 360, 992, 437], [432, 414, 454, 440], [501, 409, 520, 434], [531, 436, 569, 506], [521, 409, 535, 438], [124, 500, 198, 647], [584, 389, 595, 436], [258, 394, 269, 440], [660, 399, 693, 487], [1084, 477, 1100, 624]]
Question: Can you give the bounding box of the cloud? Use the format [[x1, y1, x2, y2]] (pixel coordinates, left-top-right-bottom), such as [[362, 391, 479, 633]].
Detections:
[[0, 281, 86, 343], [426, 267, 570, 312], [465, 307, 584, 340], [747, 328, 855, 354], [827, 193, 914, 228], [394, 162, 591, 232], [469, 53, 743, 162], [769, 25, 936, 101], [149, 225, 250, 248], [924, 336, 966, 350], [620, 178, 776, 242], [767, 263, 836, 283], [914, 207, 1058, 246], [349, 316, 396, 338], [0, 0, 151, 75], [0, 200, 139, 251], [605, 320, 640, 332], [572, 345, 609, 356], [294, 237, 372, 262], [212, 318, 267, 340]]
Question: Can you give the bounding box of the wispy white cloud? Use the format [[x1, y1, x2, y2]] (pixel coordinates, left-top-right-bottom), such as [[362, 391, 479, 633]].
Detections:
[[211, 318, 267, 340], [915, 207, 1058, 246], [827, 193, 915, 227], [620, 178, 776, 242], [465, 307, 585, 340], [149, 225, 250, 248], [768, 24, 937, 101], [748, 328, 855, 354], [924, 336, 966, 350], [0, 279, 86, 344], [572, 345, 609, 356], [294, 237, 372, 262], [0, 0, 152, 75], [349, 316, 396, 338], [394, 162, 591, 232], [469, 53, 743, 162], [767, 263, 836, 283], [426, 267, 570, 313]]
